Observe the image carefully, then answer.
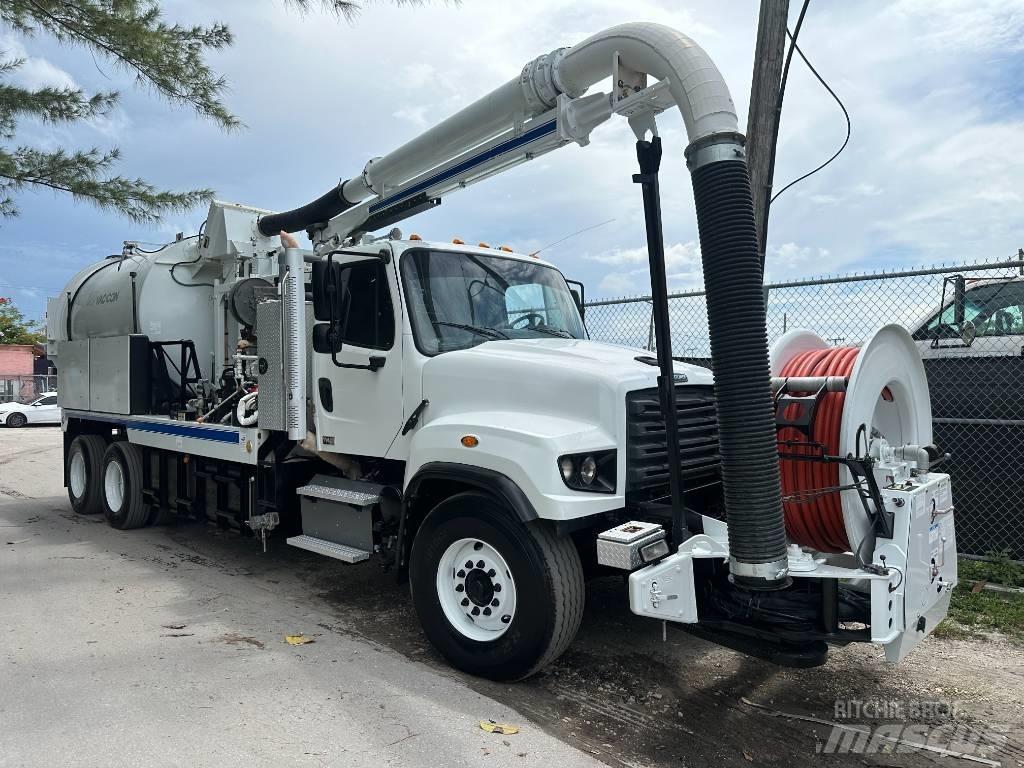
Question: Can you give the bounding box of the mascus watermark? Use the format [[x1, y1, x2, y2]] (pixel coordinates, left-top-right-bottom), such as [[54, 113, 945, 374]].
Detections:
[[818, 699, 1006, 766]]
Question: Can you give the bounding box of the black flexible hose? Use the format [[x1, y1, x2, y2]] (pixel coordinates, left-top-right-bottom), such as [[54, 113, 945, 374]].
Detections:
[[257, 182, 356, 236], [690, 156, 789, 590]]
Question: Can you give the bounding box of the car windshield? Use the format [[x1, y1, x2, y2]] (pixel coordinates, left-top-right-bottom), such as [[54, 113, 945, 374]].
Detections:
[[401, 249, 586, 355]]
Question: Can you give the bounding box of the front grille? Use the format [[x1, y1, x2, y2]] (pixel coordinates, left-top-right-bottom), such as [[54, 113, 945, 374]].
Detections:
[[625, 386, 721, 497]]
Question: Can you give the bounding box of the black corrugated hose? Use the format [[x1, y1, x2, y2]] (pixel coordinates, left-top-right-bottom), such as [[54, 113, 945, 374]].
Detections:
[[257, 182, 355, 236], [689, 152, 789, 590]]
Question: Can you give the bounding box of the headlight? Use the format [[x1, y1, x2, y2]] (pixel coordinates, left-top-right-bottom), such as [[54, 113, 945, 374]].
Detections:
[[557, 450, 616, 493], [580, 456, 597, 485]]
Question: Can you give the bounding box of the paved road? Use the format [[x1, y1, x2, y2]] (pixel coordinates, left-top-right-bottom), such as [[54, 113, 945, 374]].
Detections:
[[1, 428, 1020, 768], [0, 428, 601, 768]]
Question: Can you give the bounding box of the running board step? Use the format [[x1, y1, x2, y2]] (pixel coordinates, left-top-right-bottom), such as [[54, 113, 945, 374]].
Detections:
[[286, 535, 370, 563], [297, 476, 384, 507]]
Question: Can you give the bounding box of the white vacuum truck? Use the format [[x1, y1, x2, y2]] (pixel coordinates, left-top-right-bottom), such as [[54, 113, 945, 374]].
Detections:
[[47, 22, 956, 680]]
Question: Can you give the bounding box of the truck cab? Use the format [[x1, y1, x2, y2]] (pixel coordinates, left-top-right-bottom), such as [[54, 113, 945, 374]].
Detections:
[[310, 238, 714, 526]]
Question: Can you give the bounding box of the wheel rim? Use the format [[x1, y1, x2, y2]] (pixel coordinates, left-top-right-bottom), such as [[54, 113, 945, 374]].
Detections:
[[104, 458, 125, 513], [8, 414, 25, 427], [436, 537, 518, 642], [69, 450, 87, 499]]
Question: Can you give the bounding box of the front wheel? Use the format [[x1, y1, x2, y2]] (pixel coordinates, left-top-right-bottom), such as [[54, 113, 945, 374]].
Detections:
[[409, 492, 584, 681], [5, 412, 26, 428]]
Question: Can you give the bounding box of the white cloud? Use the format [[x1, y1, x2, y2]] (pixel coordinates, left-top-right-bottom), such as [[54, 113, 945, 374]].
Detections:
[[588, 241, 701, 271], [1, 36, 78, 91], [768, 242, 830, 271], [598, 272, 639, 295]]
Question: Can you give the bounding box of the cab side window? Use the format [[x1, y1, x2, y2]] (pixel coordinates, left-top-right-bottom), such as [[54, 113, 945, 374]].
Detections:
[[338, 261, 395, 350]]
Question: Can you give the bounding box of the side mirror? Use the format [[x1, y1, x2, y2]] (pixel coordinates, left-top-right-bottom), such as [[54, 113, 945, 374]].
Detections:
[[311, 261, 342, 321], [312, 323, 343, 354], [312, 285, 351, 354], [961, 319, 977, 346], [953, 275, 966, 326], [566, 279, 586, 320]]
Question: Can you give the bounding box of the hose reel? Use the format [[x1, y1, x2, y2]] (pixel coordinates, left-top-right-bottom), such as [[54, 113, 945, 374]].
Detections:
[[769, 325, 933, 555]]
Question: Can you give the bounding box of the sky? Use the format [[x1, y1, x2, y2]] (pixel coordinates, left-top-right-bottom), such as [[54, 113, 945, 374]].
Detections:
[[2, 0, 1023, 322]]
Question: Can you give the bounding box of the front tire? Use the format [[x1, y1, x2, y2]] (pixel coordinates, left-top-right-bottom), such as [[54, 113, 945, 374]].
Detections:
[[67, 435, 107, 514], [409, 492, 584, 681], [101, 442, 149, 530], [6, 412, 26, 428]]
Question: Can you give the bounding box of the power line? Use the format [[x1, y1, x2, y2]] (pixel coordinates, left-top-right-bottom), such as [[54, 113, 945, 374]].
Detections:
[[759, 0, 811, 259], [770, 31, 852, 204], [529, 218, 616, 257]]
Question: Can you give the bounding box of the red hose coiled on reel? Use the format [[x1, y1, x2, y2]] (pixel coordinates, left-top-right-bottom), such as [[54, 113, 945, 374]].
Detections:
[[777, 347, 860, 553]]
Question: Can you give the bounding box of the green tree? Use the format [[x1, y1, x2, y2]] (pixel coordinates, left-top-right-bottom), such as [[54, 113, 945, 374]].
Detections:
[[0, 0, 396, 223], [0, 296, 45, 344]]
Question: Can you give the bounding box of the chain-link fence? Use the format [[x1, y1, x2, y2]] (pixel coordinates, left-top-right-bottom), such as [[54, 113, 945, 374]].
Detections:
[[0, 374, 58, 404], [584, 257, 1024, 560]]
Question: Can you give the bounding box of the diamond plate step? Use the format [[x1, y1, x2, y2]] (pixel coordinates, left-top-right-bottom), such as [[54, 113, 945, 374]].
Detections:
[[286, 535, 370, 563], [296, 481, 381, 507]]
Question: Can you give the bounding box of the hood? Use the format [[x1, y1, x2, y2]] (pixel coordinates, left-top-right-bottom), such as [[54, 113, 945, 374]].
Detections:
[[421, 338, 713, 425], [0, 402, 23, 413]]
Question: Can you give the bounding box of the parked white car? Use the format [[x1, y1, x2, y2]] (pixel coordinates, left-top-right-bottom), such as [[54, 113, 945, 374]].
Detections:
[[0, 392, 61, 427]]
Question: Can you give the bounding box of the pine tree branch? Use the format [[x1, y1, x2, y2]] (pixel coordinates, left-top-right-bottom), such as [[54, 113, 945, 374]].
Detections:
[[0, 146, 213, 222], [1, 0, 239, 128], [0, 76, 118, 138]]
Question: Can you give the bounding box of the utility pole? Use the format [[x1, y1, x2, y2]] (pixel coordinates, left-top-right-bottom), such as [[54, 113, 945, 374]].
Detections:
[[746, 0, 791, 269]]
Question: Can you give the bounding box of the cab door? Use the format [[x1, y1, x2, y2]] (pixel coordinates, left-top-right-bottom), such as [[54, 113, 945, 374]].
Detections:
[[312, 251, 405, 458]]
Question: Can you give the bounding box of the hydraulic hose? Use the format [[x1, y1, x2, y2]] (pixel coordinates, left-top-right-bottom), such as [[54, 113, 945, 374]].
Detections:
[[257, 182, 356, 236], [687, 137, 789, 590], [777, 346, 896, 553]]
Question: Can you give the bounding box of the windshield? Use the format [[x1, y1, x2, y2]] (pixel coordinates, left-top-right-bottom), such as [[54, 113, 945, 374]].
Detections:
[[401, 249, 586, 355]]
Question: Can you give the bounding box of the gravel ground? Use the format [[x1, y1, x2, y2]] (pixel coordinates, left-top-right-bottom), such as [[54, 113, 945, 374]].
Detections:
[[1, 427, 1021, 768]]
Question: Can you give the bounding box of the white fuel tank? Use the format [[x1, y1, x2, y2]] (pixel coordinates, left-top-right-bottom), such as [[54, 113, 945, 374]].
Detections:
[[47, 239, 215, 375]]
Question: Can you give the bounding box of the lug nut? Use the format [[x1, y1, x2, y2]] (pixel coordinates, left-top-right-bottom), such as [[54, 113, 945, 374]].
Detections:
[[471, 607, 480, 616], [465, 560, 473, 569], [487, 568, 495, 577], [483, 607, 491, 616], [461, 598, 469, 607], [455, 584, 464, 592], [491, 598, 499, 607], [457, 569, 466, 578], [493, 584, 501, 593], [476, 560, 485, 569]]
